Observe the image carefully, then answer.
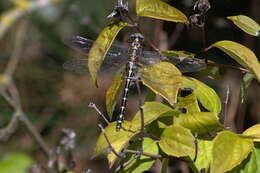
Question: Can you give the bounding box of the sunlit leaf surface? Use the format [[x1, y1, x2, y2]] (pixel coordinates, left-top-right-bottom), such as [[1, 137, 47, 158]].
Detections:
[[211, 131, 254, 173], [227, 15, 260, 36], [194, 139, 213, 173], [181, 76, 198, 90], [243, 124, 260, 142], [177, 93, 200, 113], [159, 125, 195, 157], [117, 138, 158, 173], [209, 40, 260, 83], [192, 78, 222, 114], [130, 102, 174, 132], [106, 68, 124, 119], [88, 21, 127, 85], [92, 121, 136, 167], [0, 152, 33, 173], [174, 112, 223, 134], [229, 143, 260, 173], [136, 0, 188, 23], [139, 62, 182, 105]]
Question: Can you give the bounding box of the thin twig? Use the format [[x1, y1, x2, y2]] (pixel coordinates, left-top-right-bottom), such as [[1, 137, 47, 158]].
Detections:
[[4, 21, 27, 76], [88, 102, 110, 125], [0, 113, 19, 141], [207, 62, 250, 73], [124, 149, 162, 159], [114, 154, 137, 172], [193, 133, 198, 162], [223, 85, 230, 127], [97, 124, 122, 158], [19, 112, 53, 158]]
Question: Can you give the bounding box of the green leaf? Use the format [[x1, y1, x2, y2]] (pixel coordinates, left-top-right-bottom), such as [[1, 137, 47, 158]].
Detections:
[[159, 125, 195, 157], [130, 102, 174, 132], [88, 21, 127, 85], [211, 131, 254, 173], [177, 93, 201, 113], [106, 68, 124, 119], [181, 76, 198, 91], [136, 0, 188, 23], [192, 78, 222, 114], [194, 139, 213, 173], [117, 138, 158, 173], [240, 73, 254, 104], [0, 152, 33, 173], [139, 62, 182, 105], [160, 50, 195, 58], [174, 112, 223, 134], [243, 124, 260, 142], [208, 40, 260, 83], [228, 143, 260, 173], [92, 121, 136, 168], [227, 15, 260, 36]]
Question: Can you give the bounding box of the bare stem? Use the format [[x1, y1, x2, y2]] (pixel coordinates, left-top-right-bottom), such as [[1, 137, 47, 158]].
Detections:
[[223, 85, 230, 127], [4, 21, 27, 76], [97, 124, 122, 158], [124, 149, 162, 159], [207, 62, 249, 73], [19, 112, 53, 158], [88, 102, 110, 125]]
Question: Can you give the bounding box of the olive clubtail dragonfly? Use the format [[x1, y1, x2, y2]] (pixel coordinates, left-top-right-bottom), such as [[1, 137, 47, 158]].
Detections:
[[63, 33, 206, 130]]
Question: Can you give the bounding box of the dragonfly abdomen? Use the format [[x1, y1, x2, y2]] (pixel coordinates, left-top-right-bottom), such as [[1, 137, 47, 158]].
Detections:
[[116, 34, 144, 130]]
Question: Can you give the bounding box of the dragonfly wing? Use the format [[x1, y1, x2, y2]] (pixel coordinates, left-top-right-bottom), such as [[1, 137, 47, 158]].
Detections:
[[170, 57, 207, 73], [139, 51, 164, 65], [63, 58, 125, 74], [140, 51, 206, 73], [71, 36, 128, 58]]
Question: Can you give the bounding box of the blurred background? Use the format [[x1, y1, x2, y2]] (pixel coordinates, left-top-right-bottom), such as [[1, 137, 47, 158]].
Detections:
[[0, 0, 260, 172]]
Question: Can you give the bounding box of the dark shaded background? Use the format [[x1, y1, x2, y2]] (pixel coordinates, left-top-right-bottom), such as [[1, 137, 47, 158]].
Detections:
[[0, 0, 260, 172]]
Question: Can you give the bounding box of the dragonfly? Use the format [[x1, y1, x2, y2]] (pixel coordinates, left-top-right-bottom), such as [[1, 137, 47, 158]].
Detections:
[[63, 33, 207, 130]]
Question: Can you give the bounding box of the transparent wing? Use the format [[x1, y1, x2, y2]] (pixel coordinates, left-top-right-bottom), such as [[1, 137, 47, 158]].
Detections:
[[169, 57, 207, 73], [141, 51, 207, 73], [71, 35, 128, 58], [63, 58, 125, 74]]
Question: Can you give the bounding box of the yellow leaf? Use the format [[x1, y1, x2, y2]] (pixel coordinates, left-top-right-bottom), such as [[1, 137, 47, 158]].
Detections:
[[106, 68, 124, 119], [177, 93, 201, 113], [192, 78, 222, 114], [211, 131, 254, 173], [243, 124, 260, 142], [92, 121, 136, 168], [227, 15, 260, 36], [174, 112, 223, 134], [136, 0, 188, 23], [159, 125, 195, 157], [88, 22, 127, 85], [130, 102, 174, 132], [139, 62, 182, 105], [209, 40, 260, 83]]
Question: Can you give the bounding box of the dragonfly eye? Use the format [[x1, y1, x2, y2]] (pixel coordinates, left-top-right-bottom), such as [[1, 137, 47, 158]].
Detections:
[[129, 33, 144, 41]]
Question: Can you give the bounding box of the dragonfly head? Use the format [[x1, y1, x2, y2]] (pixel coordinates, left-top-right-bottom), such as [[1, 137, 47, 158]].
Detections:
[[129, 33, 144, 42]]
